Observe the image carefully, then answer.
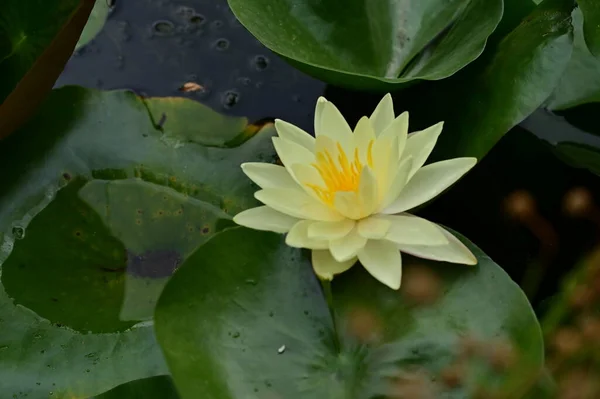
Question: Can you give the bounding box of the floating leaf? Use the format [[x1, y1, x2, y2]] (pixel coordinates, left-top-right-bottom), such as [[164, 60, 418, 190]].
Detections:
[[0, 87, 276, 397], [227, 0, 503, 90], [554, 141, 600, 176], [0, 0, 95, 139], [578, 0, 600, 57], [424, 0, 574, 160], [547, 8, 600, 111], [94, 376, 179, 399], [76, 0, 112, 50], [155, 228, 543, 398]]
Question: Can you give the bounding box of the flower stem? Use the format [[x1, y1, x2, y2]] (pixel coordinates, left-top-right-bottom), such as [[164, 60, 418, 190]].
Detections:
[[320, 278, 341, 353]]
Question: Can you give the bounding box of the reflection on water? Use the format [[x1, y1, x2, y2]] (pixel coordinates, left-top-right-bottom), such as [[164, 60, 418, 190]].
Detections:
[[1, 176, 230, 332]]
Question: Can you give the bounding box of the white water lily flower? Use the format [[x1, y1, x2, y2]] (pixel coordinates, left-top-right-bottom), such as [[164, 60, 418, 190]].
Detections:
[[234, 94, 477, 289]]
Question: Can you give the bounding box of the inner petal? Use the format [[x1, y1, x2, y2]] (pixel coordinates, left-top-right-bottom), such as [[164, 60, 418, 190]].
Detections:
[[305, 135, 375, 209]]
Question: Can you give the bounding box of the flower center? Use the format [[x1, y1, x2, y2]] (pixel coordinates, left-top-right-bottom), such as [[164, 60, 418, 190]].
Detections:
[[307, 140, 374, 205]]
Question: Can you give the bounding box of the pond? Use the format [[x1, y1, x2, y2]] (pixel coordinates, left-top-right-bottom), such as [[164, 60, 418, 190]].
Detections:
[[1, 0, 600, 398]]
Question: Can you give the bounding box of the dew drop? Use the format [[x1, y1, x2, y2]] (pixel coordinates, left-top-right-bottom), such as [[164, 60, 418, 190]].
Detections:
[[12, 226, 25, 240], [222, 90, 240, 109], [189, 14, 205, 25], [152, 20, 175, 36], [213, 38, 229, 51], [232, 331, 240, 338], [253, 55, 269, 71]]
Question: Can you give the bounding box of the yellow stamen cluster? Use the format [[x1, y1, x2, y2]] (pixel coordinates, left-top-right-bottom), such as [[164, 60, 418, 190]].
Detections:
[[307, 141, 374, 205]]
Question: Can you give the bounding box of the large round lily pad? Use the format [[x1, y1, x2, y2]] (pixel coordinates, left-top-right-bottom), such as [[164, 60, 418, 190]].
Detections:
[[227, 0, 503, 90], [0, 86, 276, 398], [155, 228, 543, 398]]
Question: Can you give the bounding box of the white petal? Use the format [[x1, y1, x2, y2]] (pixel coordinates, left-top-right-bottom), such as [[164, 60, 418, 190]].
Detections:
[[354, 116, 376, 165], [333, 191, 362, 220], [317, 100, 352, 152], [314, 97, 327, 134], [358, 217, 391, 239], [274, 119, 315, 151], [233, 206, 299, 233], [312, 250, 356, 281], [308, 219, 355, 240], [272, 137, 314, 179], [330, 226, 367, 262], [382, 214, 448, 245], [382, 158, 477, 214], [371, 135, 399, 202], [358, 240, 402, 290], [255, 188, 344, 221], [379, 111, 409, 157], [397, 225, 477, 265], [370, 93, 395, 136], [358, 166, 379, 217], [379, 156, 412, 211], [404, 122, 444, 179], [384, 135, 401, 199], [286, 220, 329, 250], [241, 163, 297, 189]]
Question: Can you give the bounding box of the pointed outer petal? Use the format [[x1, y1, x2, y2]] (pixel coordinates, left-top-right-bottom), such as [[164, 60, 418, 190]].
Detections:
[[378, 156, 413, 212], [241, 163, 297, 189], [329, 226, 368, 262], [311, 250, 357, 281], [353, 116, 376, 165], [357, 166, 379, 217], [369, 93, 394, 136], [397, 225, 477, 265], [233, 206, 299, 233], [382, 214, 448, 246], [379, 111, 409, 157], [404, 122, 444, 179], [272, 137, 314, 175], [255, 188, 344, 221], [285, 220, 329, 250], [317, 100, 353, 152], [382, 158, 477, 215], [274, 119, 315, 151], [333, 191, 362, 220], [307, 219, 355, 240], [357, 216, 392, 239], [358, 239, 402, 290], [314, 97, 327, 135]]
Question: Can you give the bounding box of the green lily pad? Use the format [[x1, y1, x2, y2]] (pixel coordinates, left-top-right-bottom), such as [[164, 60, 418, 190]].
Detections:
[[553, 141, 600, 176], [0, 86, 276, 398], [578, 0, 600, 58], [76, 0, 112, 50], [426, 0, 574, 160], [93, 376, 179, 399], [547, 8, 600, 111], [227, 0, 503, 90], [0, 0, 95, 138], [155, 228, 543, 398]]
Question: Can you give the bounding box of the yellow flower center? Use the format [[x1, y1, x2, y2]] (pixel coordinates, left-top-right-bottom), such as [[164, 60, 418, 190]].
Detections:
[[307, 141, 374, 205]]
